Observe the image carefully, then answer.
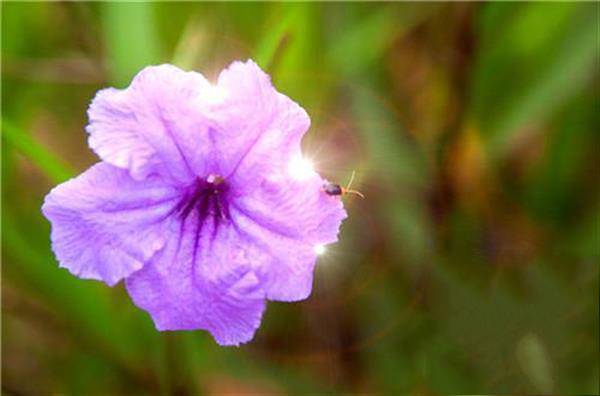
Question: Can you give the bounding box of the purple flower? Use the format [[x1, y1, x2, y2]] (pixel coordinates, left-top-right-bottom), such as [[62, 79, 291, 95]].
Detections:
[[41, 60, 347, 346]]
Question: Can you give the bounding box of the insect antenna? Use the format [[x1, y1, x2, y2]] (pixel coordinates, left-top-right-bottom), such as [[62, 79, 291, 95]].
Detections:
[[344, 170, 365, 199]]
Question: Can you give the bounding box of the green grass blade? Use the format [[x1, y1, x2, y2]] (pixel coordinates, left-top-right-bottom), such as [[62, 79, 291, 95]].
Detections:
[[1, 119, 74, 183], [102, 2, 162, 86]]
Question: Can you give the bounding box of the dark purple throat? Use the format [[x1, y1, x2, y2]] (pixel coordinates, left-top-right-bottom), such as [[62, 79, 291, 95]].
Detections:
[[173, 175, 231, 275], [175, 175, 231, 233]]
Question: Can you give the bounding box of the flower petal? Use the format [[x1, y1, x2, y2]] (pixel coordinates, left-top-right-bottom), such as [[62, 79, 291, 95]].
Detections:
[[87, 64, 216, 183], [200, 60, 310, 185], [125, 218, 266, 346], [231, 174, 347, 301], [194, 60, 346, 301], [42, 163, 179, 286]]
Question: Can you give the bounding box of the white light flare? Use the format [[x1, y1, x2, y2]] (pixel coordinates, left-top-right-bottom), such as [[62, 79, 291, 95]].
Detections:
[[194, 81, 228, 107], [314, 244, 326, 256], [288, 156, 315, 181], [203, 84, 227, 104]]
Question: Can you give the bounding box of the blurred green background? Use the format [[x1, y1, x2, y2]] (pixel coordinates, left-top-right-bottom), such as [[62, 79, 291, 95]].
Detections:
[[2, 2, 598, 395]]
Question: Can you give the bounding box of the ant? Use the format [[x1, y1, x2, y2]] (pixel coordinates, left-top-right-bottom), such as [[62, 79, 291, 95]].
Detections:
[[322, 171, 365, 199]]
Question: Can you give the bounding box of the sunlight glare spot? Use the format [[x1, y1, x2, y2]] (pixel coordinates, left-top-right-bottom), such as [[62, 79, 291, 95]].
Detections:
[[288, 156, 315, 181], [314, 244, 326, 256]]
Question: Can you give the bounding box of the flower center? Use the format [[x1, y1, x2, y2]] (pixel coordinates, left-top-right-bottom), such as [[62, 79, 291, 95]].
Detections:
[[176, 174, 231, 228]]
